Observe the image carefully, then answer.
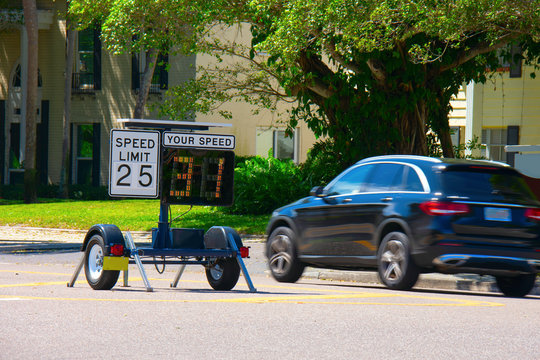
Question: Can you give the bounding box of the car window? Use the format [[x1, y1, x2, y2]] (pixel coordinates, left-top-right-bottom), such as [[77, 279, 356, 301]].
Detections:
[[442, 167, 536, 200], [326, 164, 373, 196], [363, 163, 405, 192], [403, 166, 424, 192]]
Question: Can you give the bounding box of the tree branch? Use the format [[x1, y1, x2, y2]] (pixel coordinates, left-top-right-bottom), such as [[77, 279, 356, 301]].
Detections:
[[439, 32, 521, 73]]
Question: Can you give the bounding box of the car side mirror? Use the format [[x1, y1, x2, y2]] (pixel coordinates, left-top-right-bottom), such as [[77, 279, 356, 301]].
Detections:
[[310, 186, 326, 197]]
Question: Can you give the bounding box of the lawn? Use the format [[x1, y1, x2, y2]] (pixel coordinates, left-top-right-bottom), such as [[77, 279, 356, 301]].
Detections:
[[0, 199, 269, 235]]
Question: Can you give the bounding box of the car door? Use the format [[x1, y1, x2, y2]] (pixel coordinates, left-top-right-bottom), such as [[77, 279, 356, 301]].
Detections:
[[295, 164, 374, 257], [322, 163, 406, 264]]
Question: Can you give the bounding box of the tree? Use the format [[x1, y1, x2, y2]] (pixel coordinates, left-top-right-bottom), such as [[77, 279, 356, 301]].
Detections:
[[71, 0, 540, 168], [22, 0, 38, 203], [58, 10, 75, 198]]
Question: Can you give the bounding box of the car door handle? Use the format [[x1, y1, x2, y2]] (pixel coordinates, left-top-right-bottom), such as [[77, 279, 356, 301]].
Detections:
[[381, 197, 393, 202], [342, 198, 352, 203]]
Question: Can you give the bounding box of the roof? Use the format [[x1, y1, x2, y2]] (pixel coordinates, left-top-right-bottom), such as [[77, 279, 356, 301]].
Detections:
[[356, 155, 511, 169], [117, 119, 232, 131]]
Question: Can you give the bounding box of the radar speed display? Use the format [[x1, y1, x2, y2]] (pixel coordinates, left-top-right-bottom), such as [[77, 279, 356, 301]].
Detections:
[[109, 129, 160, 198]]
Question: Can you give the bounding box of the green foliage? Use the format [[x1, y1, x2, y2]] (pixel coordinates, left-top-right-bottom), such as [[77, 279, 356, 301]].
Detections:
[[427, 134, 486, 159], [0, 199, 268, 234], [300, 139, 347, 186], [222, 155, 311, 215]]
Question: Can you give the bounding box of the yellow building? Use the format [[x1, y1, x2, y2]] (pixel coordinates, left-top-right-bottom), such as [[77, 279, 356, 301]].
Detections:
[[0, 2, 317, 187], [459, 63, 540, 177]]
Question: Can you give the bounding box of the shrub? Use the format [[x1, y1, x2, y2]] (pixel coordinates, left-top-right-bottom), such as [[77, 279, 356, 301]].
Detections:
[[222, 156, 311, 215]]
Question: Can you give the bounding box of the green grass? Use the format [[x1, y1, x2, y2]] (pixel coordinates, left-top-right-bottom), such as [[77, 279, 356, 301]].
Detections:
[[0, 199, 269, 235]]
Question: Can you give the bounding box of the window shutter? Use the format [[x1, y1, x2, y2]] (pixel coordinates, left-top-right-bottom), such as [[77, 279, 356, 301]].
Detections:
[[0, 100, 4, 184], [69, 124, 73, 185], [92, 123, 101, 186], [506, 126, 519, 167], [132, 53, 139, 90], [159, 53, 169, 90], [37, 100, 49, 184], [93, 28, 102, 90]]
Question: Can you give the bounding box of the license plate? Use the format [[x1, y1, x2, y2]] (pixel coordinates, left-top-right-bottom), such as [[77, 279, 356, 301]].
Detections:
[[484, 207, 511, 222]]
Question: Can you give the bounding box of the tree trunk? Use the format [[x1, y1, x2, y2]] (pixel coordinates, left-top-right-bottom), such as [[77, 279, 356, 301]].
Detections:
[[133, 49, 159, 119], [58, 21, 76, 198], [23, 0, 38, 203]]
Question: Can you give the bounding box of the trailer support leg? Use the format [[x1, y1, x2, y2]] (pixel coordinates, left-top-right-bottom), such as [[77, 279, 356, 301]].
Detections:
[[125, 232, 153, 292], [170, 264, 187, 288], [67, 254, 85, 287], [227, 233, 257, 293], [123, 268, 129, 287]]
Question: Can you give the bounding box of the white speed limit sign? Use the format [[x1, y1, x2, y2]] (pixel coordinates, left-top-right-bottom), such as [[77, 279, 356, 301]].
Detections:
[[109, 129, 160, 197]]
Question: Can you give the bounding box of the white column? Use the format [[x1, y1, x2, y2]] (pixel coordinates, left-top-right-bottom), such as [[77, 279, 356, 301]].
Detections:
[[465, 81, 484, 158]]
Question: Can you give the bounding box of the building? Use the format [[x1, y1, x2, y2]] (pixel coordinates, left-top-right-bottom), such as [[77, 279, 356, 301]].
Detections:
[[0, 1, 317, 187]]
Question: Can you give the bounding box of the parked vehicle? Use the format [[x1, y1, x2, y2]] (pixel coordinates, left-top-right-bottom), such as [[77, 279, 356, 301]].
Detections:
[[266, 155, 540, 297]]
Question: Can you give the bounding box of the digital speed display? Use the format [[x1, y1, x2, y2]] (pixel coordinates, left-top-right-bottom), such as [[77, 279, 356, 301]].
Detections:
[[161, 149, 235, 206]]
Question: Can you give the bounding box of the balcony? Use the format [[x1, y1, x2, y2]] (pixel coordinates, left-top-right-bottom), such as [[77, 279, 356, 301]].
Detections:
[[72, 73, 95, 94]]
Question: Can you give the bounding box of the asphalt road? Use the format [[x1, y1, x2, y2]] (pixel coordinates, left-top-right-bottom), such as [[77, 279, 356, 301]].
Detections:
[[1, 246, 540, 359]]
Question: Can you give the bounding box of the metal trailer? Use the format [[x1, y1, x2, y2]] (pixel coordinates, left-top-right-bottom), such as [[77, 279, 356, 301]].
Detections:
[[68, 119, 256, 292]]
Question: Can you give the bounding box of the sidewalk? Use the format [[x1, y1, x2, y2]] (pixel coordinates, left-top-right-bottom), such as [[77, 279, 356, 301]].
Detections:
[[1, 225, 538, 295]]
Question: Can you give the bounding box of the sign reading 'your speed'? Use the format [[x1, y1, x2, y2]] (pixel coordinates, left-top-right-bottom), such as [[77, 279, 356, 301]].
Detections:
[[109, 129, 160, 198]]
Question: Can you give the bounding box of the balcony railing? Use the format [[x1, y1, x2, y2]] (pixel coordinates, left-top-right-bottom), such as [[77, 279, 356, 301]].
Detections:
[[72, 73, 95, 93], [135, 74, 165, 94]]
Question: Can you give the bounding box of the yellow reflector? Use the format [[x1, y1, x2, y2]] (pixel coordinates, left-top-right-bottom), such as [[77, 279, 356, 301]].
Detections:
[[103, 256, 129, 271]]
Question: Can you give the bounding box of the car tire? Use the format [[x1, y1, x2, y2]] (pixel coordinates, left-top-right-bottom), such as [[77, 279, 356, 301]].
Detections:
[[205, 258, 240, 291], [267, 226, 305, 283], [377, 231, 419, 290], [495, 274, 537, 298], [84, 235, 120, 290]]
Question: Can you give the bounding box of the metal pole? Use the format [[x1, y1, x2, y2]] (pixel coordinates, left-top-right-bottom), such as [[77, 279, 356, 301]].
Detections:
[[227, 233, 257, 293], [170, 264, 186, 288], [125, 231, 153, 292], [67, 254, 85, 287]]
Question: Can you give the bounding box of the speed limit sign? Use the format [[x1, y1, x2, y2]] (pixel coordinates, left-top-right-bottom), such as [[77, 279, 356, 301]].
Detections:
[[109, 129, 160, 197]]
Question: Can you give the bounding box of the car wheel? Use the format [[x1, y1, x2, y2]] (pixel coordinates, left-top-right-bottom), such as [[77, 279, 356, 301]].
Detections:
[[495, 274, 537, 298], [205, 258, 240, 291], [377, 231, 419, 290], [267, 226, 305, 283], [84, 235, 120, 290]]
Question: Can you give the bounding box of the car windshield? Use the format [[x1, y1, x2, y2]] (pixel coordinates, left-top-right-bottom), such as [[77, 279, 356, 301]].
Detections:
[[442, 167, 537, 201]]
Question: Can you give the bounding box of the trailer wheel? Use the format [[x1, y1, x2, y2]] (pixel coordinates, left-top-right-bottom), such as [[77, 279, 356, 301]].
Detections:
[[84, 234, 119, 290], [205, 258, 240, 291]]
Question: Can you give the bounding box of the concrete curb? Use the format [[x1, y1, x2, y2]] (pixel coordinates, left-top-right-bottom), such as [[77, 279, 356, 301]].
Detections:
[[302, 268, 540, 295]]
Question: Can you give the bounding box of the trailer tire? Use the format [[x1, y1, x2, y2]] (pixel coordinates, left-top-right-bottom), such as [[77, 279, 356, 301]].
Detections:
[[84, 234, 119, 290], [205, 258, 240, 291]]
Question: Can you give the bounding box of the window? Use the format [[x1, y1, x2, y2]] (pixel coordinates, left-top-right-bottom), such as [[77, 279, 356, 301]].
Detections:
[[493, 44, 522, 78], [12, 64, 42, 88], [482, 128, 507, 162], [132, 51, 168, 93], [73, 28, 101, 92], [71, 124, 100, 186], [363, 163, 405, 192], [326, 164, 373, 196], [76, 125, 94, 185], [482, 126, 519, 165], [256, 128, 299, 162], [403, 166, 424, 192]]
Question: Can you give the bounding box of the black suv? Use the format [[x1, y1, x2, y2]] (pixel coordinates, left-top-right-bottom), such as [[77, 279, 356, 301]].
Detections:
[[266, 155, 540, 297]]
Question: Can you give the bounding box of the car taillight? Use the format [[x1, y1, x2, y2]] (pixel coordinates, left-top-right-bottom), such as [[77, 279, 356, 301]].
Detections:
[[525, 208, 540, 221], [110, 244, 125, 256], [419, 201, 470, 216], [239, 246, 250, 258]]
